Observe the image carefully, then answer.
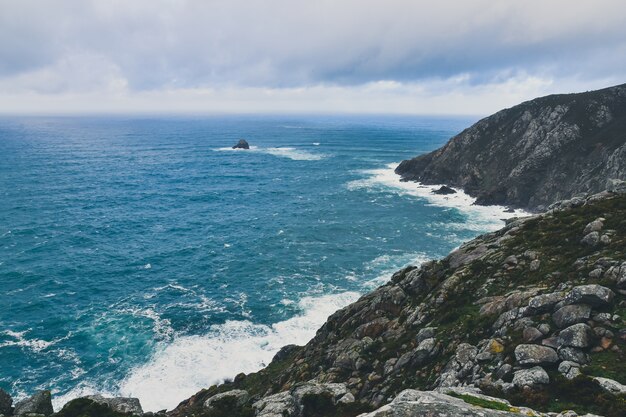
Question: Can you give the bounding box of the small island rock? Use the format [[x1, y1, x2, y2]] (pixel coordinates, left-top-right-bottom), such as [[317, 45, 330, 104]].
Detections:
[[232, 139, 250, 149]]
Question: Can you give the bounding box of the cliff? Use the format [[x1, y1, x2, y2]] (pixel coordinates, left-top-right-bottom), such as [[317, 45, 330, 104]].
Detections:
[[395, 83, 626, 211]]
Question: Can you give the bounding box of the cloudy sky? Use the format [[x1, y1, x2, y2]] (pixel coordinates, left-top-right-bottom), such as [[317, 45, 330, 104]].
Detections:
[[1, 0, 626, 115]]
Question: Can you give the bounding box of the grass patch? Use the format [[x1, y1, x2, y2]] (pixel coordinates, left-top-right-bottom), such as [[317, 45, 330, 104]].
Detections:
[[448, 392, 513, 411]]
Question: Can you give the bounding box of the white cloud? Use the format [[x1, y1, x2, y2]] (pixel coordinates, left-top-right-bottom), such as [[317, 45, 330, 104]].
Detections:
[[0, 0, 625, 113]]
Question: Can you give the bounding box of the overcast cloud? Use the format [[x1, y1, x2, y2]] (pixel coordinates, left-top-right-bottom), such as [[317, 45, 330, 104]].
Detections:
[[1, 0, 625, 114]]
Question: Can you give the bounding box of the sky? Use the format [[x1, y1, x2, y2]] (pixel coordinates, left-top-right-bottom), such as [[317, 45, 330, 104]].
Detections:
[[1, 0, 626, 115]]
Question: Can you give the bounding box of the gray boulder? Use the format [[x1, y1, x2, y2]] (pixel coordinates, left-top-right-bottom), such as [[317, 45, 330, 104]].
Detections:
[[522, 327, 543, 342], [607, 178, 626, 193], [558, 347, 590, 364], [416, 327, 436, 343], [514, 344, 558, 366], [357, 389, 524, 416], [552, 304, 591, 328], [558, 323, 594, 348], [564, 285, 614, 307], [253, 391, 295, 417], [527, 292, 564, 313], [84, 395, 143, 415], [14, 391, 53, 416], [512, 366, 549, 388], [583, 218, 604, 234], [593, 377, 626, 395], [581, 231, 600, 246], [558, 361, 582, 380], [0, 389, 12, 416], [203, 390, 249, 410]]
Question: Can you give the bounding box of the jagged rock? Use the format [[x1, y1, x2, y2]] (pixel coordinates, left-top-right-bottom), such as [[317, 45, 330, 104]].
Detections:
[[563, 285, 614, 307], [253, 391, 295, 417], [84, 395, 143, 415], [512, 366, 549, 388], [203, 390, 249, 409], [583, 218, 604, 234], [581, 232, 600, 246], [357, 389, 523, 417], [558, 323, 594, 348], [272, 344, 299, 362], [14, 391, 53, 416], [514, 344, 558, 366], [523, 327, 544, 342], [527, 292, 564, 314], [558, 347, 590, 364], [232, 139, 250, 149], [593, 377, 626, 395], [552, 304, 591, 328], [432, 185, 456, 195], [416, 327, 436, 343], [0, 389, 11, 416], [494, 364, 513, 380], [607, 178, 626, 193], [529, 259, 541, 271], [291, 381, 353, 405], [558, 361, 582, 380]]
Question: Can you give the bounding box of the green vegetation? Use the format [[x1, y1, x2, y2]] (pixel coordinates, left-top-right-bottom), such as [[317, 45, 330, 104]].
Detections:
[[448, 392, 514, 412]]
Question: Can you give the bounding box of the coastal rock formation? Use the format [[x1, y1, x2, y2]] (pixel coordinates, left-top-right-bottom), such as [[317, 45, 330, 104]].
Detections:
[[232, 139, 250, 149], [13, 391, 53, 416], [395, 83, 626, 211], [167, 190, 626, 417]]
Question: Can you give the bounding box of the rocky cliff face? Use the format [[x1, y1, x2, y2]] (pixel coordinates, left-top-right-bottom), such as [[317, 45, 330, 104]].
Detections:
[[161, 189, 626, 417], [395, 83, 626, 211]]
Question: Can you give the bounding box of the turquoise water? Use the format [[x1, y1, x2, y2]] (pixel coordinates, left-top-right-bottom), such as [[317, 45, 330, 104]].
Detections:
[[0, 115, 517, 411]]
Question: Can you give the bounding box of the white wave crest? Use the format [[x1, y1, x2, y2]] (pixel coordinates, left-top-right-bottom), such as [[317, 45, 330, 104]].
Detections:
[[346, 163, 529, 232], [0, 330, 56, 352], [214, 146, 325, 161], [116, 291, 359, 411]]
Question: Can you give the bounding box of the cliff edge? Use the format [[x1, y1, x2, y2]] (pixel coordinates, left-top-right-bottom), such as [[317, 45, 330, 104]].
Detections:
[[395, 83, 626, 211]]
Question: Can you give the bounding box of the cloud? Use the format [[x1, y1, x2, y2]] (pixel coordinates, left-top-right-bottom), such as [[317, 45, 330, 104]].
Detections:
[[0, 0, 625, 113]]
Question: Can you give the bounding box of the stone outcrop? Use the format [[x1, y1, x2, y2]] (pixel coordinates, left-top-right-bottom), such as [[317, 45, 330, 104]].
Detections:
[[395, 83, 626, 211], [232, 139, 250, 149], [13, 391, 53, 416]]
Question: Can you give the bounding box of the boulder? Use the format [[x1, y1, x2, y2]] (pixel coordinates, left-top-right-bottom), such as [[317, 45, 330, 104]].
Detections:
[[514, 344, 558, 366], [558, 361, 581, 380], [558, 347, 590, 364], [522, 327, 543, 342], [607, 178, 626, 193], [563, 285, 614, 307], [356, 389, 524, 416], [416, 327, 436, 343], [253, 391, 295, 417], [552, 304, 591, 328], [0, 389, 11, 416], [272, 344, 299, 362], [14, 391, 53, 416], [583, 218, 604, 234], [527, 292, 564, 313], [512, 366, 549, 388], [84, 395, 143, 415], [432, 185, 456, 195], [558, 323, 594, 348], [203, 390, 249, 410], [593, 377, 626, 395], [232, 139, 250, 149], [581, 231, 600, 246]]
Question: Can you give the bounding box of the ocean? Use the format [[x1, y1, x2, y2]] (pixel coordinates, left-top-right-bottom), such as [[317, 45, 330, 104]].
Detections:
[[0, 115, 523, 411]]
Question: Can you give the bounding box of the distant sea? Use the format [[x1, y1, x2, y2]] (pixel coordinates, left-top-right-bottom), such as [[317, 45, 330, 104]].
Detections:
[[0, 115, 524, 411]]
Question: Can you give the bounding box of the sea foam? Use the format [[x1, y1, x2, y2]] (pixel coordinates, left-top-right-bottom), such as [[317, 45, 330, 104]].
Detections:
[[115, 292, 359, 411], [214, 146, 325, 161], [347, 162, 529, 232]]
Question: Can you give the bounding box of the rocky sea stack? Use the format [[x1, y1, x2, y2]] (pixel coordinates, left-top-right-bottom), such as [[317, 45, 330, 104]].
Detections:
[[395, 83, 626, 211], [232, 139, 250, 149]]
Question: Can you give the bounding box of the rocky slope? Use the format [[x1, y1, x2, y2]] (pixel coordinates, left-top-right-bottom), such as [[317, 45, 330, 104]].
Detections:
[[395, 83, 626, 211]]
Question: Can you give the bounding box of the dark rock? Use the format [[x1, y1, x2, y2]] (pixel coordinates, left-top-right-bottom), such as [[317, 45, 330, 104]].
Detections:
[[432, 185, 456, 195], [0, 389, 11, 416], [416, 327, 436, 343], [204, 390, 249, 410], [581, 231, 600, 246], [272, 344, 299, 362], [527, 292, 564, 314], [558, 361, 581, 380], [552, 304, 591, 328], [232, 139, 250, 149], [394, 83, 626, 211], [514, 344, 558, 366], [558, 323, 594, 348], [563, 284, 614, 307], [558, 346, 590, 364], [84, 395, 143, 415], [14, 391, 53, 416], [522, 327, 543, 342]]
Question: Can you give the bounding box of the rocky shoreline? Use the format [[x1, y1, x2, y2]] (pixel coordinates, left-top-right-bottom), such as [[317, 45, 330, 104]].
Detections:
[[6, 187, 623, 417]]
